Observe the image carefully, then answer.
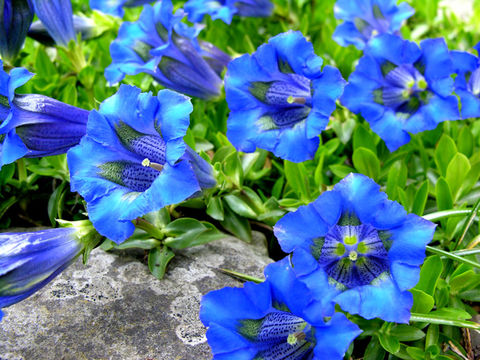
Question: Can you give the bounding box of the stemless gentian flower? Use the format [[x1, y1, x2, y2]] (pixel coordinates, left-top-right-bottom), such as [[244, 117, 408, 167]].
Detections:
[[225, 31, 345, 163], [184, 0, 273, 25], [28, 15, 97, 47], [68, 85, 216, 243], [341, 34, 460, 152], [0, 61, 89, 167], [0, 0, 34, 62], [333, 0, 414, 50], [29, 0, 76, 46], [105, 0, 230, 100], [90, 0, 151, 18], [0, 221, 100, 312], [200, 258, 362, 359], [274, 173, 436, 323], [451, 44, 480, 119]]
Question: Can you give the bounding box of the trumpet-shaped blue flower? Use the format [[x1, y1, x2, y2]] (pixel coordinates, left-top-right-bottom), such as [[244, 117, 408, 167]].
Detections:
[[30, 0, 76, 46], [274, 173, 436, 323], [451, 44, 480, 119], [0, 0, 34, 62], [28, 15, 97, 47], [68, 85, 216, 243], [333, 0, 414, 50], [341, 34, 460, 152], [225, 31, 345, 163], [0, 221, 99, 311], [200, 258, 362, 359], [105, 0, 230, 100], [184, 0, 273, 25], [0, 61, 89, 167], [90, 0, 151, 18]]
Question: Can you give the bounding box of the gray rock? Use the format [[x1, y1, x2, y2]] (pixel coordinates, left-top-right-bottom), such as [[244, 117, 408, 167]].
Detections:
[[0, 232, 272, 360]]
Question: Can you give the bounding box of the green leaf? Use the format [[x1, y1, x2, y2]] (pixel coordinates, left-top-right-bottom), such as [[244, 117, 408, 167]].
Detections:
[[386, 161, 407, 200], [164, 218, 225, 249], [352, 147, 380, 180], [435, 177, 453, 210], [0, 163, 15, 186], [416, 255, 443, 296], [412, 180, 429, 216], [148, 246, 175, 280], [428, 308, 472, 321], [406, 347, 425, 360], [223, 151, 244, 187], [353, 124, 377, 155], [35, 47, 57, 78], [284, 160, 310, 201], [207, 196, 225, 221], [47, 182, 66, 227], [410, 313, 480, 330], [457, 126, 474, 157], [410, 288, 435, 313], [389, 325, 425, 341], [450, 270, 480, 293], [329, 164, 355, 178], [364, 337, 386, 360], [434, 134, 457, 177], [224, 193, 258, 218], [220, 205, 252, 243], [446, 153, 471, 200], [378, 331, 400, 354], [114, 238, 161, 250]]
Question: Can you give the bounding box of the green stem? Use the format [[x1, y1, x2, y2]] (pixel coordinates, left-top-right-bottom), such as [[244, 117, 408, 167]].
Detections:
[[426, 246, 480, 270], [452, 249, 480, 256], [410, 313, 480, 330], [17, 158, 27, 183], [423, 210, 473, 222], [134, 218, 165, 240], [219, 268, 263, 283], [453, 198, 480, 250]]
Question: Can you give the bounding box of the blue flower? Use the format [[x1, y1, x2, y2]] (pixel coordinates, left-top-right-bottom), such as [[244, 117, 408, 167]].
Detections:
[[105, 0, 230, 100], [0, 222, 98, 311], [225, 31, 345, 163], [333, 0, 414, 50], [90, 0, 151, 18], [29, 0, 76, 46], [451, 44, 480, 119], [0, 62, 89, 167], [0, 0, 34, 62], [341, 34, 460, 152], [184, 0, 273, 25], [274, 173, 436, 323], [200, 258, 362, 359], [28, 15, 97, 47], [68, 85, 216, 243]]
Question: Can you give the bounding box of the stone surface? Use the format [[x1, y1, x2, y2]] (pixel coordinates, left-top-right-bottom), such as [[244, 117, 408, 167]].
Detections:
[[0, 232, 272, 360]]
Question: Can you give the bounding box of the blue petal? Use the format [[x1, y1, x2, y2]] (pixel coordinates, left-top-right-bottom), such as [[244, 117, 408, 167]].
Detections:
[[200, 281, 272, 329], [30, 0, 76, 46], [274, 198, 330, 253], [368, 110, 411, 151], [389, 214, 435, 266], [226, 109, 264, 153], [368, 34, 421, 66], [389, 2, 415, 31], [0, 130, 28, 167], [6, 67, 34, 101], [334, 275, 413, 323], [333, 22, 366, 50], [391, 262, 421, 292], [313, 313, 362, 360], [420, 38, 454, 83], [273, 121, 319, 163], [457, 89, 480, 119], [90, 0, 126, 17]]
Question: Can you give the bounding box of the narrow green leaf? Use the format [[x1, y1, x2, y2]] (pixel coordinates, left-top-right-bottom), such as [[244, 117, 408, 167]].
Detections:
[[435, 177, 453, 210], [389, 325, 425, 341], [457, 126, 474, 157], [378, 332, 400, 354], [221, 205, 252, 243], [446, 153, 471, 200], [207, 197, 225, 221], [423, 209, 472, 221], [411, 288, 435, 313], [416, 255, 443, 296], [284, 160, 310, 201], [410, 313, 480, 330], [148, 246, 175, 280], [426, 245, 480, 270], [164, 218, 225, 249], [434, 134, 457, 177], [412, 180, 429, 216], [353, 124, 377, 155], [386, 161, 407, 200], [352, 147, 380, 180]]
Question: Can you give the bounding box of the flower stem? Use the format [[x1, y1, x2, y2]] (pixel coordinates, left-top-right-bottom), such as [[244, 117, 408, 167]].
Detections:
[[134, 218, 165, 240], [219, 268, 263, 283], [410, 313, 480, 330], [423, 209, 473, 222], [17, 158, 27, 183], [426, 245, 480, 270], [453, 198, 480, 250]]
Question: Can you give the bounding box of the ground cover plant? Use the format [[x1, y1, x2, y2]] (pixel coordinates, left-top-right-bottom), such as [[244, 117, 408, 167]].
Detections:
[[1, 0, 480, 358]]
